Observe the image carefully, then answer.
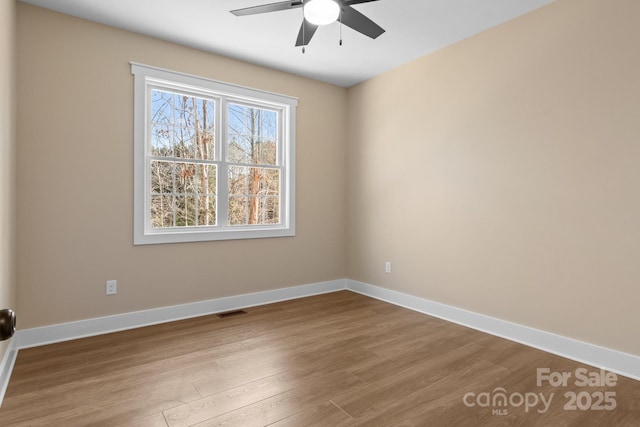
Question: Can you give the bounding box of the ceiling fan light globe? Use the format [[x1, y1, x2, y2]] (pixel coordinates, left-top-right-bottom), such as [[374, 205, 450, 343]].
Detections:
[[303, 0, 340, 26]]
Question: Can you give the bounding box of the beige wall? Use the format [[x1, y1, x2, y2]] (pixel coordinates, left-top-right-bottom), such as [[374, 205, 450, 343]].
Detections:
[[1, 0, 17, 359], [347, 0, 640, 356], [14, 0, 640, 359], [16, 4, 348, 328]]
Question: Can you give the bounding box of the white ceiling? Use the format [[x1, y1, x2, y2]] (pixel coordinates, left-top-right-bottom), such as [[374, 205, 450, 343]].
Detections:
[[20, 0, 555, 87]]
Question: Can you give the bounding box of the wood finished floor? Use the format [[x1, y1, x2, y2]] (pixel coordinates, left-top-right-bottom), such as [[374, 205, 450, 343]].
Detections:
[[1, 291, 639, 426]]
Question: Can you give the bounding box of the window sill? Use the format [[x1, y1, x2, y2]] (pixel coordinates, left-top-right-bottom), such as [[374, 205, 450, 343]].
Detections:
[[134, 226, 295, 245]]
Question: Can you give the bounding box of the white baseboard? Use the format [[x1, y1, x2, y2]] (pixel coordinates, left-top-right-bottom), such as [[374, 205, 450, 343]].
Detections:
[[16, 279, 347, 350], [3, 277, 638, 409], [0, 278, 346, 407], [346, 279, 640, 382], [0, 339, 18, 405]]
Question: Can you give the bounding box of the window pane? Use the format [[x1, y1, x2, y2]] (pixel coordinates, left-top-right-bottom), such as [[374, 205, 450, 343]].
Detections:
[[175, 195, 197, 227], [150, 161, 173, 194], [151, 89, 215, 160], [194, 97, 215, 160], [151, 124, 172, 157], [228, 196, 247, 226], [260, 196, 280, 224], [196, 165, 217, 195], [151, 90, 177, 126], [228, 166, 280, 226], [198, 194, 216, 226], [228, 167, 280, 196], [150, 162, 217, 228], [227, 103, 277, 165], [228, 196, 280, 226], [264, 168, 280, 195], [175, 162, 196, 194], [228, 166, 248, 196], [150, 195, 173, 228], [196, 164, 216, 226]]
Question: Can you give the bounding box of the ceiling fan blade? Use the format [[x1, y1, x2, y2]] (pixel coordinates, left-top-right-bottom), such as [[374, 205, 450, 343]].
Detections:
[[231, 1, 302, 17], [295, 19, 319, 47], [343, 0, 381, 5], [340, 5, 385, 39]]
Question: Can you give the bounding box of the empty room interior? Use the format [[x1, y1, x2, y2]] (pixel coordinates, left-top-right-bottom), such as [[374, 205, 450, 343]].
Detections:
[[1, 0, 639, 425]]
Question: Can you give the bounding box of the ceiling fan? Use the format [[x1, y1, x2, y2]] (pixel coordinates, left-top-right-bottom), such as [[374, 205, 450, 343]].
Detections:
[[230, 0, 385, 51]]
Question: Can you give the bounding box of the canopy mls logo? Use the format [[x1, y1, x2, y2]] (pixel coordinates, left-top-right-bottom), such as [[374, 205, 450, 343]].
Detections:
[[463, 388, 553, 415], [463, 368, 618, 416]]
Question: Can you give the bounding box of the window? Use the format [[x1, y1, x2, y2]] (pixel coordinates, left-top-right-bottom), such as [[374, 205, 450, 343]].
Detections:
[[132, 63, 297, 244]]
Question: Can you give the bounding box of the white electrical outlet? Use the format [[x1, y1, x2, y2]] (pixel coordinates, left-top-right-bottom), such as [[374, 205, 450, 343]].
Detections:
[[106, 280, 117, 295], [385, 261, 392, 274]]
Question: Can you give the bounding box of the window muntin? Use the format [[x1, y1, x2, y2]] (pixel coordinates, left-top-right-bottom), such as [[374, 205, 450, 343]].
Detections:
[[132, 63, 296, 244]]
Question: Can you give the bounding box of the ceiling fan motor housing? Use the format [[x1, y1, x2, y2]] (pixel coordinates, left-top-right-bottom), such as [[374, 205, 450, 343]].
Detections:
[[304, 0, 341, 26], [231, 0, 385, 47]]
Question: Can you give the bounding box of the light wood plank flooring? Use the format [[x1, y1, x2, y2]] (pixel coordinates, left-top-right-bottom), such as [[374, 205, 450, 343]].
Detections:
[[1, 291, 638, 426]]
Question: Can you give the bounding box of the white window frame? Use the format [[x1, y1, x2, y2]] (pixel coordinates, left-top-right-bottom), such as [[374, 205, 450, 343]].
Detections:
[[131, 63, 297, 245]]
